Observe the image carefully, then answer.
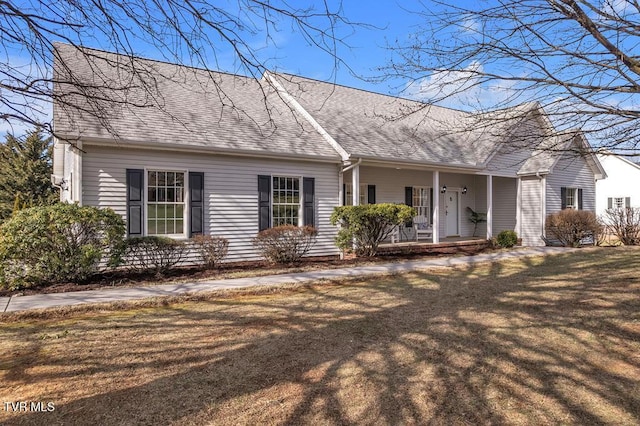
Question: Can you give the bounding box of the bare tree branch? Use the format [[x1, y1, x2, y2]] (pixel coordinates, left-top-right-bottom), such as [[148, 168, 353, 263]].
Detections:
[[0, 0, 357, 140], [379, 0, 640, 156]]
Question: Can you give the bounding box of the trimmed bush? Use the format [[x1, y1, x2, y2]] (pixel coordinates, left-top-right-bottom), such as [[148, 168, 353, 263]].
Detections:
[[125, 236, 187, 276], [253, 225, 317, 264], [545, 209, 601, 247], [330, 203, 415, 257], [0, 203, 125, 289], [192, 234, 229, 267], [600, 207, 640, 245], [496, 230, 518, 248]]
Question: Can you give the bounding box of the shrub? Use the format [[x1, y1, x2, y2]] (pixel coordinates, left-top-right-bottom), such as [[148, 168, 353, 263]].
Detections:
[[545, 209, 601, 247], [330, 203, 415, 257], [600, 207, 640, 245], [253, 225, 317, 264], [496, 230, 518, 248], [124, 236, 187, 276], [192, 234, 229, 267], [0, 203, 125, 289]]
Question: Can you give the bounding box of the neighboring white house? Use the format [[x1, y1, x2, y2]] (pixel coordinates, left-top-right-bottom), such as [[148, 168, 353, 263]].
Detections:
[[51, 44, 606, 261], [596, 153, 640, 217]]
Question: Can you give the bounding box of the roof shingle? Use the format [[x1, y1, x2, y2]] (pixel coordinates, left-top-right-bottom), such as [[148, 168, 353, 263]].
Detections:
[[53, 44, 341, 159]]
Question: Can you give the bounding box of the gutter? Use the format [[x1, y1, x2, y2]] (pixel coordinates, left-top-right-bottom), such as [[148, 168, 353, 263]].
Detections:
[[59, 135, 343, 164]]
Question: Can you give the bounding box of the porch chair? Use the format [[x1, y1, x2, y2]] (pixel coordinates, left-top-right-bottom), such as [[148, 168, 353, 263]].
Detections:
[[413, 215, 433, 241]]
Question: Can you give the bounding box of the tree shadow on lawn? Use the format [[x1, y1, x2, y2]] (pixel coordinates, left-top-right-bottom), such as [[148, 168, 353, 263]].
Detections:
[[3, 249, 640, 425]]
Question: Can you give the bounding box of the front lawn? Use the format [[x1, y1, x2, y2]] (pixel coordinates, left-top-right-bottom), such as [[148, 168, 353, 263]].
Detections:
[[1, 247, 639, 425]]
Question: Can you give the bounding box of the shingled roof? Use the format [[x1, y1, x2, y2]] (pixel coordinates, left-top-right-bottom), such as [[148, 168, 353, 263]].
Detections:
[[53, 44, 341, 160], [54, 44, 555, 171], [270, 73, 522, 168]]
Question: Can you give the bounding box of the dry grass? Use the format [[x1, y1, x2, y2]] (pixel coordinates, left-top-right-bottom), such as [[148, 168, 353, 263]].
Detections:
[[1, 247, 639, 425]]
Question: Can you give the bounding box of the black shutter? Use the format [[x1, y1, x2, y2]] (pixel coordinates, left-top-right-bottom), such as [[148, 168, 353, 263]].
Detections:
[[561, 187, 567, 210], [258, 175, 271, 231], [367, 185, 376, 204], [303, 177, 315, 227], [405, 186, 413, 226], [189, 172, 204, 236], [625, 197, 631, 208], [608, 198, 613, 209], [405, 187, 413, 206], [430, 187, 434, 225], [342, 183, 346, 206], [578, 188, 583, 210], [126, 169, 144, 236]]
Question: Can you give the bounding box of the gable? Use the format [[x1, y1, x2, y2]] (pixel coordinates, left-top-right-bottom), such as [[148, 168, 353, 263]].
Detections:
[[518, 132, 604, 179]]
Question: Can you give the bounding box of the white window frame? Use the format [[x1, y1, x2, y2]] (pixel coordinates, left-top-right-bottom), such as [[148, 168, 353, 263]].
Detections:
[[565, 187, 578, 210], [271, 175, 303, 227], [144, 168, 189, 238], [412, 186, 431, 222], [344, 183, 368, 206], [613, 197, 625, 209]]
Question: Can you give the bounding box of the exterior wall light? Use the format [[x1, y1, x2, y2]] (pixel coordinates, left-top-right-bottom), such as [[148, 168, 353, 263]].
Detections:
[[440, 185, 447, 194], [462, 186, 468, 194]]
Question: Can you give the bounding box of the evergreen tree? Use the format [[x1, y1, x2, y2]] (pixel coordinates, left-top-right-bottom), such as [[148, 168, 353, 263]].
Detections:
[[0, 128, 58, 221]]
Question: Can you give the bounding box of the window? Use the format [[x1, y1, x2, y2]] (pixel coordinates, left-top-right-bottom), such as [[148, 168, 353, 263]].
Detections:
[[147, 171, 185, 235], [127, 169, 203, 238], [258, 175, 314, 231], [344, 183, 368, 206], [565, 187, 578, 210], [613, 197, 625, 209], [608, 197, 631, 209], [412, 187, 431, 219], [272, 176, 301, 226]]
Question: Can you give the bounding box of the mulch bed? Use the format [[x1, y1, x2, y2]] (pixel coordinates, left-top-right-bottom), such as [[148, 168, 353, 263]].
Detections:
[[0, 244, 491, 297]]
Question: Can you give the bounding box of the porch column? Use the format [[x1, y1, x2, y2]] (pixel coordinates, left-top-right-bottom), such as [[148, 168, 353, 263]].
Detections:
[[338, 171, 344, 206], [352, 163, 360, 205], [432, 170, 440, 243], [516, 177, 522, 238], [486, 174, 493, 240]]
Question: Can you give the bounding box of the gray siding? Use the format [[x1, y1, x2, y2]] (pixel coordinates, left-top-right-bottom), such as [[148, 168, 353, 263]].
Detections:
[[546, 153, 596, 214], [486, 115, 546, 176], [520, 176, 544, 246], [359, 166, 432, 204], [492, 177, 517, 234], [82, 145, 340, 261]]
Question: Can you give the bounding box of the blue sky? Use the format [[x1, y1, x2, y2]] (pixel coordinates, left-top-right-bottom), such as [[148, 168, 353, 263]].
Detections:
[[244, 2, 424, 94]]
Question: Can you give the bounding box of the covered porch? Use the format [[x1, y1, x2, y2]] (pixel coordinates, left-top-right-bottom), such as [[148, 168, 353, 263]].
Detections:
[[340, 161, 518, 243]]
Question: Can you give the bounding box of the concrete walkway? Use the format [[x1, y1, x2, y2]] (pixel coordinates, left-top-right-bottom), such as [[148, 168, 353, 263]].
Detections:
[[1, 247, 573, 313]]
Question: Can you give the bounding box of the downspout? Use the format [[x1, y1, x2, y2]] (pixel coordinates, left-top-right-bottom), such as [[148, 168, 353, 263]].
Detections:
[[536, 172, 546, 242], [338, 158, 362, 259]]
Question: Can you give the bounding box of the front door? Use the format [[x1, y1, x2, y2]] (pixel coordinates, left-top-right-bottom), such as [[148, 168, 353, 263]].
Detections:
[[445, 191, 459, 236]]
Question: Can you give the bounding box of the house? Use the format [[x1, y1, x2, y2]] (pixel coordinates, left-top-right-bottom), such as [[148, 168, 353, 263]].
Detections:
[[52, 44, 606, 261], [596, 153, 640, 217]]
